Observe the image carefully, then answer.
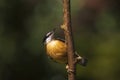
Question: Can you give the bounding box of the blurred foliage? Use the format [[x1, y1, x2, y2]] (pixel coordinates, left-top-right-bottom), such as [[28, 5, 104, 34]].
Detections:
[[0, 0, 120, 80]]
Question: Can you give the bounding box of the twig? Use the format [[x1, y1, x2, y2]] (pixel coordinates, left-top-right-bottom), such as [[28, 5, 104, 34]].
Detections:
[[61, 0, 76, 80]]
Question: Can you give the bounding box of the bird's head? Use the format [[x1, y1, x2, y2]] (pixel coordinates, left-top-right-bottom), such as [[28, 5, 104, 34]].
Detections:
[[43, 28, 56, 44]]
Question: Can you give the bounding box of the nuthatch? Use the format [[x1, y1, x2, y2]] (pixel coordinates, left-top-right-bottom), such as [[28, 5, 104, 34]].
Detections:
[[43, 29, 87, 67]]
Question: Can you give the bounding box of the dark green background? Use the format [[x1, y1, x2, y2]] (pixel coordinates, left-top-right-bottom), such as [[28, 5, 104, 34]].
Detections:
[[0, 0, 120, 80]]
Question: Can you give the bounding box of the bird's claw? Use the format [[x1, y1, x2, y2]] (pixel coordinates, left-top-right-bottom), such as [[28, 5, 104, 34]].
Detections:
[[66, 65, 75, 74]]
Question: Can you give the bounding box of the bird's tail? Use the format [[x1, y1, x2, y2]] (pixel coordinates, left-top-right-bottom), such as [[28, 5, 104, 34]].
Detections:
[[75, 52, 88, 66], [78, 57, 88, 66]]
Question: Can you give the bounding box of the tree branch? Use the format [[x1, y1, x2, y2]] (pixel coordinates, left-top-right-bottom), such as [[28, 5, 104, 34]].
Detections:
[[61, 0, 76, 80]]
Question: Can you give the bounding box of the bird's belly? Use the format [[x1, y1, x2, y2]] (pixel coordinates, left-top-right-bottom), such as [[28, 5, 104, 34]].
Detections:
[[46, 40, 67, 63]]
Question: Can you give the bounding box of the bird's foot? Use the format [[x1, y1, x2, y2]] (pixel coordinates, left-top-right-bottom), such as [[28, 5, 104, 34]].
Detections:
[[66, 64, 75, 74]]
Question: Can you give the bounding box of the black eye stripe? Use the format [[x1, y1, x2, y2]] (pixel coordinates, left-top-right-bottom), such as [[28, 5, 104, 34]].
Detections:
[[43, 32, 52, 43], [43, 30, 54, 44], [47, 33, 51, 36], [43, 36, 47, 43]]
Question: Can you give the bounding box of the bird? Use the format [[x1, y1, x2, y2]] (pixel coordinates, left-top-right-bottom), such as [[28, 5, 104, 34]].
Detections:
[[43, 29, 87, 67]]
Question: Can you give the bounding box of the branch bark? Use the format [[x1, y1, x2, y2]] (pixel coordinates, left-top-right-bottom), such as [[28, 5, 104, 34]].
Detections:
[[61, 0, 76, 80]]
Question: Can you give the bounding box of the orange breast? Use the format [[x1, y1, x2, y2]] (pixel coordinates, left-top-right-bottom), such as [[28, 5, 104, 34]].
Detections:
[[46, 40, 67, 63]]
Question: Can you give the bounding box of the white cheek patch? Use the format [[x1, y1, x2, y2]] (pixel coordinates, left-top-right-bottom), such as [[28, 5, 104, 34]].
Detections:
[[46, 37, 52, 43], [46, 34, 54, 44]]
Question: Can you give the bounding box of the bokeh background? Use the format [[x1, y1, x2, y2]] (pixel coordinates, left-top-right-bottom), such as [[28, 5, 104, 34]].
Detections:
[[0, 0, 120, 80]]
